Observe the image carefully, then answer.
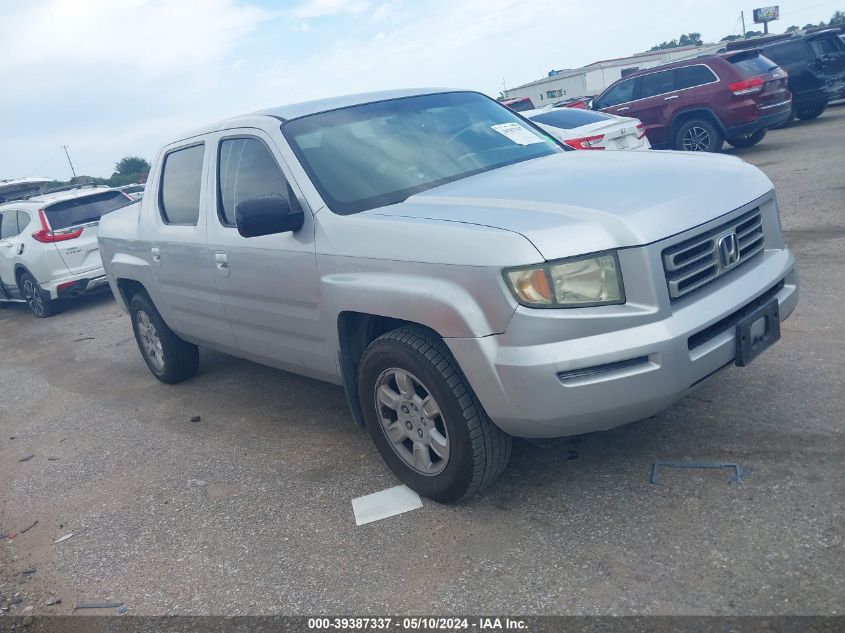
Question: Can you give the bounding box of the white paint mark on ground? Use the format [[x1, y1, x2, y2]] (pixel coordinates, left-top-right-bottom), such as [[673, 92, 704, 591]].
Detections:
[[352, 485, 423, 526], [54, 533, 73, 543]]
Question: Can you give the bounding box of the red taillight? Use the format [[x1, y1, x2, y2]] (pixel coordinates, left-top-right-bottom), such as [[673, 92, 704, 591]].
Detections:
[[564, 134, 605, 150], [728, 77, 765, 96], [635, 123, 646, 139], [31, 209, 83, 243]]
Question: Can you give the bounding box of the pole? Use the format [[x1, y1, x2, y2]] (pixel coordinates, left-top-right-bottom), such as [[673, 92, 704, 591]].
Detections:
[[741, 11, 746, 38], [61, 145, 77, 179], [763, 20, 769, 35]]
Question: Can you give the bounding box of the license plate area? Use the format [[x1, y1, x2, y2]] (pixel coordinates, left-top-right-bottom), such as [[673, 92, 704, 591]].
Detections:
[[735, 299, 780, 367]]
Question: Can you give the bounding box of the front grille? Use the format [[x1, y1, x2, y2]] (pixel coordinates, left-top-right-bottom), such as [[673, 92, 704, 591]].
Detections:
[[663, 209, 765, 300]]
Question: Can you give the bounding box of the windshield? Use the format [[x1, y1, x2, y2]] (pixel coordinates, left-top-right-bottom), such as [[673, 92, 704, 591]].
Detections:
[[283, 91, 561, 214], [44, 190, 132, 229]]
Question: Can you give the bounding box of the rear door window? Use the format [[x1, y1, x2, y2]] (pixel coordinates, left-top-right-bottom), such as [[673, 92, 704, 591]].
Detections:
[[674, 65, 718, 89], [595, 79, 637, 108], [640, 69, 676, 98], [44, 191, 131, 230], [217, 137, 298, 227], [159, 144, 205, 225], [0, 210, 20, 239]]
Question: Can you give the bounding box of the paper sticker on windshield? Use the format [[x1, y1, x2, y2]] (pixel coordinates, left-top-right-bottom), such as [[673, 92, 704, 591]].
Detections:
[[491, 123, 546, 145]]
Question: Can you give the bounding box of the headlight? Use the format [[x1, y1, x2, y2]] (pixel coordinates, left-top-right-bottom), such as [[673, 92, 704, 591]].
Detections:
[[504, 252, 625, 308]]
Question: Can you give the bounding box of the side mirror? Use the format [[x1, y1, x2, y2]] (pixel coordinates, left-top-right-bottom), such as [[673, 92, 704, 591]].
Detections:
[[235, 194, 303, 238]]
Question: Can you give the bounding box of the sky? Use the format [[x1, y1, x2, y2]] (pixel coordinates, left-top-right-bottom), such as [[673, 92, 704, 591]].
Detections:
[[0, 0, 840, 180]]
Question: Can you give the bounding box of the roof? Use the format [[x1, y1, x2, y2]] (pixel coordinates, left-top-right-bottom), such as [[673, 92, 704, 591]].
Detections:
[[255, 87, 454, 121], [18, 186, 114, 206], [177, 88, 457, 142]]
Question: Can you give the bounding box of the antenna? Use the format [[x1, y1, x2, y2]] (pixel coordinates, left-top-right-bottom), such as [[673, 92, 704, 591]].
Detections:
[[61, 145, 77, 179]]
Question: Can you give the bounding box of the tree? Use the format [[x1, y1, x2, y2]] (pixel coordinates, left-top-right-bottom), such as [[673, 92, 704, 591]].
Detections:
[[649, 32, 704, 51], [803, 23, 817, 29], [110, 155, 150, 187], [114, 155, 150, 176], [745, 30, 763, 37], [830, 11, 845, 25], [721, 34, 743, 41], [785, 25, 800, 32]]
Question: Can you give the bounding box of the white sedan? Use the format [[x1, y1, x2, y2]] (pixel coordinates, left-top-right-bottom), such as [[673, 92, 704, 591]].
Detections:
[[523, 107, 651, 151]]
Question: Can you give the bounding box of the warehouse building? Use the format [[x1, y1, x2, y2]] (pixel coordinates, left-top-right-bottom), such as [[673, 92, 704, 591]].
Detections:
[[502, 43, 723, 105]]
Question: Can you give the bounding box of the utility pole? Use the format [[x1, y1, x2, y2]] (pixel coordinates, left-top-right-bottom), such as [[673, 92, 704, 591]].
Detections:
[[61, 145, 77, 179], [741, 10, 746, 38]]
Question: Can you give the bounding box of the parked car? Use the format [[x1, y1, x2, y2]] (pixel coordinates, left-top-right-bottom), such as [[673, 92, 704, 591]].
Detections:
[[725, 30, 845, 122], [118, 183, 146, 201], [500, 96, 535, 112], [0, 185, 133, 317], [523, 107, 651, 150], [592, 51, 792, 152], [99, 89, 798, 502], [551, 96, 592, 109]]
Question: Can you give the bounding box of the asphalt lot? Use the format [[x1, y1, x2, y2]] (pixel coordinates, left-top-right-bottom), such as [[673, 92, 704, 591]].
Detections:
[[1, 106, 843, 617]]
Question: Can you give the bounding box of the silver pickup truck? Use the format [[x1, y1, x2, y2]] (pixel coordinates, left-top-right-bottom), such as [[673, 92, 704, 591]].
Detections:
[[99, 89, 798, 502]]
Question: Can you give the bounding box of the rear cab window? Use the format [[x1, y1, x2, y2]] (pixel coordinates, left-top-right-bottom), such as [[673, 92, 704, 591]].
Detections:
[[159, 144, 205, 225], [44, 191, 132, 230]]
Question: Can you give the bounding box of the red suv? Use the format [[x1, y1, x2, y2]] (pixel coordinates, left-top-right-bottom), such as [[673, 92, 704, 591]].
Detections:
[[591, 51, 792, 152]]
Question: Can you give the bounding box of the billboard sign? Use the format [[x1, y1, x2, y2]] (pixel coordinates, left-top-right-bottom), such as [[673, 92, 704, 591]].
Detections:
[[753, 6, 779, 23]]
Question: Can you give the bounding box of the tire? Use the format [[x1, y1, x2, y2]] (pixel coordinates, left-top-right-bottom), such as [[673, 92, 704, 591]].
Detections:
[[19, 271, 59, 318], [674, 118, 724, 152], [727, 128, 767, 148], [357, 326, 511, 503], [795, 103, 826, 120], [129, 292, 198, 383]]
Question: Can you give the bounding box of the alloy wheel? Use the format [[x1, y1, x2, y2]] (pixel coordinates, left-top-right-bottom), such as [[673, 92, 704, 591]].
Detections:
[[22, 278, 44, 317], [374, 368, 450, 476], [137, 310, 166, 372], [682, 126, 711, 152]]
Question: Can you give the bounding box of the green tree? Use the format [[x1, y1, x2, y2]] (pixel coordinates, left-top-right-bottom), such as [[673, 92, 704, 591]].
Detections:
[[649, 32, 704, 51], [785, 25, 800, 32], [110, 155, 150, 187], [830, 10, 845, 25], [114, 155, 150, 176], [721, 34, 743, 41]]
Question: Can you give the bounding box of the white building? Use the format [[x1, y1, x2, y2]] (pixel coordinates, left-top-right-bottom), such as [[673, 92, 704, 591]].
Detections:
[[502, 44, 723, 105]]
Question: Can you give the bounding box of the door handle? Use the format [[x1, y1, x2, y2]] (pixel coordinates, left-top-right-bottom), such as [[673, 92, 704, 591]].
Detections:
[[616, 107, 630, 112], [151, 246, 161, 266], [214, 252, 230, 277], [664, 95, 679, 100]]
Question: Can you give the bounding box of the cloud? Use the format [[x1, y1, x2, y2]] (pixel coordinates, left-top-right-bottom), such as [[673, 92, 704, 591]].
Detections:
[[292, 0, 371, 19]]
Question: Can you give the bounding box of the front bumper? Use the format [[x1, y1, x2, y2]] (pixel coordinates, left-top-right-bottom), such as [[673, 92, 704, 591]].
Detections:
[[447, 241, 797, 439]]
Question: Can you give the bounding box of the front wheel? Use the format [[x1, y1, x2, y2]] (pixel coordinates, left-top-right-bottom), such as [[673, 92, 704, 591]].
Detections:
[[129, 292, 198, 383], [358, 326, 511, 503], [20, 272, 58, 318], [674, 119, 724, 152], [727, 128, 767, 148]]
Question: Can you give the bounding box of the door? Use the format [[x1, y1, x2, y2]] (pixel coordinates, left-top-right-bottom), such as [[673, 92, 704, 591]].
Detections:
[[594, 77, 638, 116], [0, 209, 24, 298], [149, 142, 237, 350], [629, 68, 680, 147], [205, 131, 326, 377]]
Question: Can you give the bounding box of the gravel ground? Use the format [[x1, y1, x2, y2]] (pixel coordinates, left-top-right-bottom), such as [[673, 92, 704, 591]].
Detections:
[[1, 106, 843, 617]]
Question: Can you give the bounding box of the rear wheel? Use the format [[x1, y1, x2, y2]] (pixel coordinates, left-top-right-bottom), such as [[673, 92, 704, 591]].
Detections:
[[674, 118, 724, 152], [358, 326, 511, 503], [19, 272, 58, 318], [727, 128, 767, 148], [795, 103, 826, 120], [129, 292, 198, 383]]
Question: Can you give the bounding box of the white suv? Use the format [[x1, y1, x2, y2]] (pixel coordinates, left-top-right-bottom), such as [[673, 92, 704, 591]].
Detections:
[[0, 185, 133, 317]]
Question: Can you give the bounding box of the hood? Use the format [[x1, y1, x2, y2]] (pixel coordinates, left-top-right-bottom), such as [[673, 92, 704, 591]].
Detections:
[[365, 150, 773, 260]]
